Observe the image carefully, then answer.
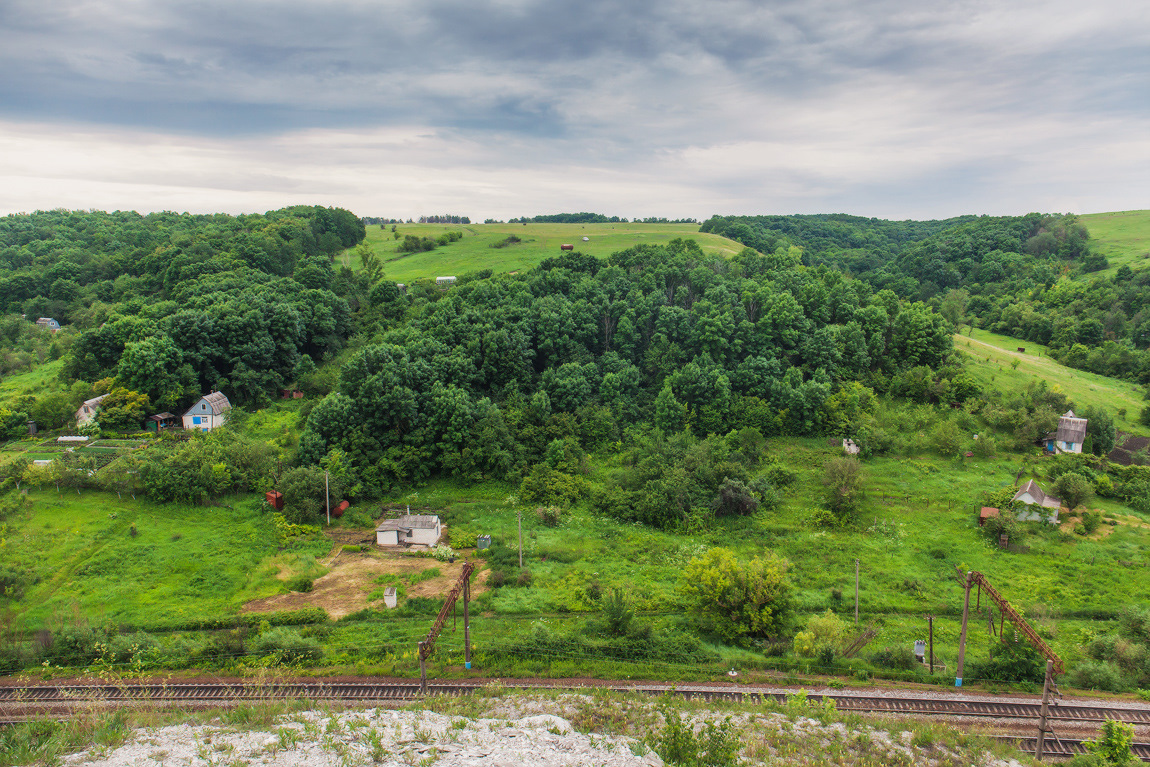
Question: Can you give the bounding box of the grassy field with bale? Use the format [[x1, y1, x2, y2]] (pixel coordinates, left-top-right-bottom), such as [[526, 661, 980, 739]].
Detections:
[[350, 222, 744, 282]]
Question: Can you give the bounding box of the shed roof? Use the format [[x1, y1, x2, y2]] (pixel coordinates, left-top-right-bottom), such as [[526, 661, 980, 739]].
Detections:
[[980, 506, 1000, 519], [81, 394, 109, 409], [148, 412, 177, 421], [375, 514, 440, 532], [1056, 410, 1088, 443]]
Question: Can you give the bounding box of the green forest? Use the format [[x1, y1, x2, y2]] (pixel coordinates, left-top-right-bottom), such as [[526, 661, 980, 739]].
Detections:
[[1, 207, 1149, 695]]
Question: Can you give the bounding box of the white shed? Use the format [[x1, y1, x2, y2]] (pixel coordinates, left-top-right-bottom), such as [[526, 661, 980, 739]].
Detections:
[[376, 514, 442, 547], [435, 276, 456, 287]]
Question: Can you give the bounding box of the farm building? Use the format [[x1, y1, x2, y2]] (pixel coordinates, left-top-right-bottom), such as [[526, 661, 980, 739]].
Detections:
[[181, 392, 231, 432], [376, 514, 442, 547], [35, 317, 60, 332], [978, 507, 999, 526], [146, 412, 180, 431], [1012, 479, 1061, 524], [435, 276, 456, 287], [74, 394, 109, 427], [1043, 410, 1087, 454]]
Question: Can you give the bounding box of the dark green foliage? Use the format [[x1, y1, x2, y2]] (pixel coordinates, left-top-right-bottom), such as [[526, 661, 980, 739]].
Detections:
[[970, 637, 1045, 683], [1055, 472, 1094, 511], [869, 645, 918, 671], [602, 588, 633, 637], [1072, 660, 1129, 693], [822, 457, 864, 522], [1085, 720, 1136, 766], [287, 575, 314, 593], [248, 627, 323, 665]]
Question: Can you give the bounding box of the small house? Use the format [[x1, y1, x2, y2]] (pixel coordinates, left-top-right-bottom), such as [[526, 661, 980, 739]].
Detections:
[[182, 391, 231, 432], [1044, 410, 1087, 454], [842, 438, 860, 455], [75, 394, 109, 427], [265, 490, 284, 510], [978, 506, 999, 526], [376, 514, 442, 547], [1012, 479, 1061, 524], [35, 317, 60, 332], [396, 283, 407, 295], [435, 276, 456, 287]]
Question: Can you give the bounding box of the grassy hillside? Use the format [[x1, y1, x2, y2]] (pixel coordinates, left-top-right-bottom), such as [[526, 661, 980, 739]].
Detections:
[[1080, 209, 1150, 275], [351, 222, 743, 282], [955, 328, 1150, 436]]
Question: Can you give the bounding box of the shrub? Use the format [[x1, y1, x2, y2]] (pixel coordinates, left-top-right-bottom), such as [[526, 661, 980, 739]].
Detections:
[[535, 505, 564, 527], [1055, 472, 1094, 511], [1072, 660, 1131, 692], [649, 702, 740, 767], [870, 645, 918, 671], [516, 569, 533, 587], [341, 544, 361, 553], [971, 638, 1045, 683], [1082, 510, 1102, 535], [249, 627, 323, 665], [602, 588, 633, 637], [286, 575, 314, 593]]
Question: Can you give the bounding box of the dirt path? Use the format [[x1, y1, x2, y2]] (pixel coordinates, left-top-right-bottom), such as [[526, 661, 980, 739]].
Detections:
[[242, 548, 485, 619]]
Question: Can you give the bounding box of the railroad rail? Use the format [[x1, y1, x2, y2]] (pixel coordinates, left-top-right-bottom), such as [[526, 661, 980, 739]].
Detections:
[[2, 681, 1149, 725], [1011, 736, 1150, 761]]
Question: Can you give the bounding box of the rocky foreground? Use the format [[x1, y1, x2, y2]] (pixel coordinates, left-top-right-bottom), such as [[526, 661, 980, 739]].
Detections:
[[58, 691, 1032, 767]]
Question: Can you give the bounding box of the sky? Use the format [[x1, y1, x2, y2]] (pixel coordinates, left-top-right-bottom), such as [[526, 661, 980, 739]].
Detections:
[[0, 0, 1147, 221]]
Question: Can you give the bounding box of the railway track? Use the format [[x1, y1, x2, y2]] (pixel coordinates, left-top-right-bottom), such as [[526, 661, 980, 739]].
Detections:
[[2, 681, 1148, 760], [2, 680, 1149, 724]]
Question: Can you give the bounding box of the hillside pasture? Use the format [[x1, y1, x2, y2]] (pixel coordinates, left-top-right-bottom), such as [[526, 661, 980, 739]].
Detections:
[[351, 222, 744, 282], [1080, 209, 1150, 275], [955, 328, 1150, 436]]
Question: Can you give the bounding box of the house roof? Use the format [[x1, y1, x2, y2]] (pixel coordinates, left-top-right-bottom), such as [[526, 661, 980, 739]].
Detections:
[[980, 506, 1000, 519], [1056, 410, 1087, 443], [185, 391, 231, 416], [148, 412, 177, 421], [376, 514, 440, 532], [80, 394, 109, 410], [1012, 479, 1062, 509]]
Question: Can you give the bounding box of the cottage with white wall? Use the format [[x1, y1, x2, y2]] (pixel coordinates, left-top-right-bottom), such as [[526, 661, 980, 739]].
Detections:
[[376, 514, 442, 547], [75, 394, 108, 427], [1044, 410, 1087, 454], [182, 392, 231, 432]]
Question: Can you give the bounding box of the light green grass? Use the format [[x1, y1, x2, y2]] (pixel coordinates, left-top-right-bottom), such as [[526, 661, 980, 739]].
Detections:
[[955, 328, 1150, 435], [0, 359, 65, 410], [1, 491, 328, 630], [1080, 209, 1150, 275], [348, 223, 743, 282]]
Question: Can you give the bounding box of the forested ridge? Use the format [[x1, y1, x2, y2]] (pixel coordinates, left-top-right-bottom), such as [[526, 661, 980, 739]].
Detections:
[[705, 212, 1150, 383]]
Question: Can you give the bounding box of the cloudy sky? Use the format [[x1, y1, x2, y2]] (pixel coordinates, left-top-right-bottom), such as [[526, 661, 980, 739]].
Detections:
[[1, 0, 1147, 221]]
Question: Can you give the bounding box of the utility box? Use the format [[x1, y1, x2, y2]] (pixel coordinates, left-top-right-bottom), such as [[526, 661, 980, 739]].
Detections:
[[266, 490, 284, 510], [383, 586, 397, 609], [913, 640, 926, 662], [477, 534, 491, 550]]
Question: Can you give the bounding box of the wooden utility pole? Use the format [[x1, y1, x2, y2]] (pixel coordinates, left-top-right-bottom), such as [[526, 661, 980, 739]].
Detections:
[[1035, 660, 1054, 760], [928, 615, 935, 673], [854, 559, 860, 625], [955, 570, 973, 687]]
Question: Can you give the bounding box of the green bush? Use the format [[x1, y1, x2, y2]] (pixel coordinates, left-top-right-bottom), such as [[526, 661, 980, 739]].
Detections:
[[1071, 660, 1129, 692], [286, 575, 314, 593], [649, 702, 740, 767], [870, 645, 918, 671], [249, 627, 323, 665], [970, 638, 1045, 683], [341, 544, 362, 553]]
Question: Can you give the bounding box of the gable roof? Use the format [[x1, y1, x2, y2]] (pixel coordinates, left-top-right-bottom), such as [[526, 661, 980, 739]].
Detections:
[[1013, 479, 1062, 509], [186, 391, 231, 416], [1056, 410, 1087, 443], [80, 394, 109, 410]]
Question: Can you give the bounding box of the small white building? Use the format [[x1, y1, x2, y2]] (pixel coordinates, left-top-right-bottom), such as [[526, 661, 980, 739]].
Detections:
[[842, 438, 859, 455], [75, 394, 109, 426], [35, 317, 61, 332], [1044, 410, 1088, 454], [1012, 479, 1061, 524], [182, 392, 231, 432], [376, 514, 442, 547], [435, 276, 456, 287], [383, 586, 398, 609]]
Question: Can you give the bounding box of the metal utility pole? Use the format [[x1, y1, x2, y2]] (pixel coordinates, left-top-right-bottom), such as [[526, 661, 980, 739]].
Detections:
[[518, 506, 523, 568], [928, 615, 935, 674], [854, 559, 860, 625], [1036, 660, 1054, 760], [463, 571, 471, 670], [955, 570, 973, 687], [325, 470, 330, 526]]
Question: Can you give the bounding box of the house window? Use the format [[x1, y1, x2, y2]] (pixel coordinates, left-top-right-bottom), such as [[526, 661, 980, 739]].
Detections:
[[202, 404, 207, 411], [1067, 442, 1075, 450], [406, 530, 412, 538], [192, 416, 201, 425], [202, 428, 208, 432]]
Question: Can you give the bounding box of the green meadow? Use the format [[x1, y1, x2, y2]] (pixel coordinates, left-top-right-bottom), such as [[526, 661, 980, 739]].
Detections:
[[351, 222, 743, 282], [954, 328, 1150, 436], [1080, 209, 1150, 275]]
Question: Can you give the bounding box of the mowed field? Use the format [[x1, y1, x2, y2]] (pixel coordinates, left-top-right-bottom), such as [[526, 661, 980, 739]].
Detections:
[[955, 327, 1150, 436], [1080, 209, 1150, 275], [351, 222, 744, 282]]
